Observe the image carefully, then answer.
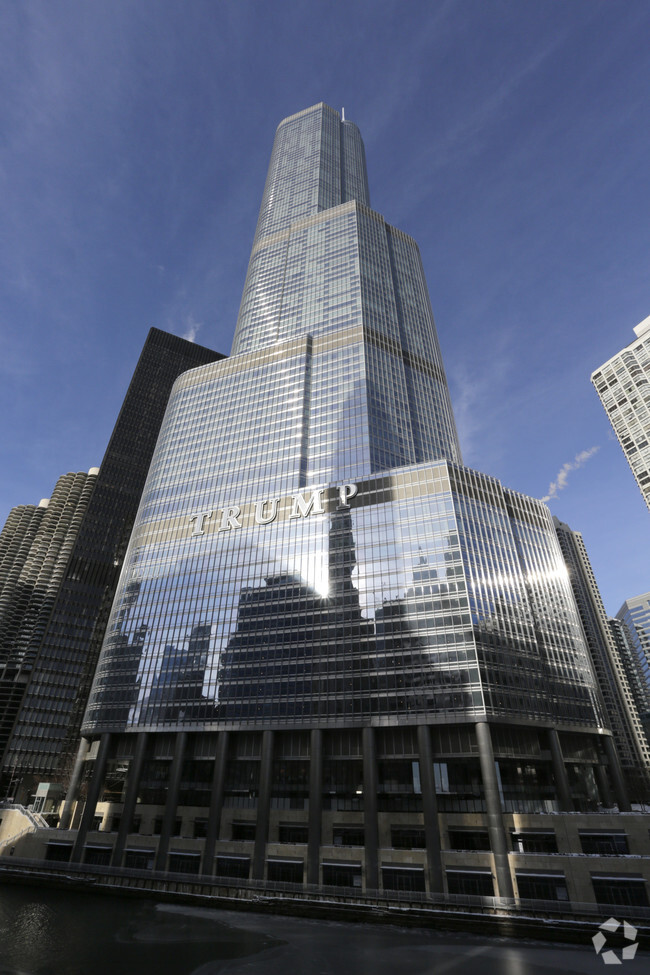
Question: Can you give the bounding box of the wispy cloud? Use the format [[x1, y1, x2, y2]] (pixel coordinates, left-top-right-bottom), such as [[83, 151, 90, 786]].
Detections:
[[181, 314, 202, 343], [541, 446, 600, 503]]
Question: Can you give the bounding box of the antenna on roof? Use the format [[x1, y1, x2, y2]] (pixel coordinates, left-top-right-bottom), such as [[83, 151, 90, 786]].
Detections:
[[341, 107, 345, 121]]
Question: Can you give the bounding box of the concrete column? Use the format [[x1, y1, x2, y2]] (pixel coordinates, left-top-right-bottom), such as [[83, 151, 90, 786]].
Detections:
[[307, 728, 322, 886], [475, 721, 514, 900], [594, 761, 614, 808], [548, 729, 574, 812], [201, 730, 229, 876], [603, 734, 631, 811], [154, 731, 187, 872], [71, 733, 111, 863], [58, 737, 90, 830], [417, 724, 443, 894], [362, 726, 379, 892], [252, 730, 274, 880], [111, 732, 148, 867]]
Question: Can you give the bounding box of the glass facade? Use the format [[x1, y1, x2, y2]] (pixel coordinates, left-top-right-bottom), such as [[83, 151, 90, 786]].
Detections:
[[45, 107, 650, 905], [1, 329, 223, 790], [83, 105, 601, 741]]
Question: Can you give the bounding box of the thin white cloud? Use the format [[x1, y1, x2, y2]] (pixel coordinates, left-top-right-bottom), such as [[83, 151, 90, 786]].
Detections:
[[181, 314, 202, 343], [541, 446, 600, 503]]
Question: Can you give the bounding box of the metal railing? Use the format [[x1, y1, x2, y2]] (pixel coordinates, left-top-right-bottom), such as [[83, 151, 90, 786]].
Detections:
[[1, 854, 649, 924], [0, 801, 49, 830]]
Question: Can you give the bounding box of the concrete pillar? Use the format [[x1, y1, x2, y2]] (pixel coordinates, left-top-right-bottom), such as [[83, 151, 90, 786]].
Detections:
[[154, 731, 187, 871], [111, 732, 148, 867], [603, 734, 632, 811], [548, 728, 574, 811], [307, 728, 322, 886], [475, 721, 514, 900], [595, 761, 614, 808], [252, 730, 274, 880], [201, 730, 229, 876], [58, 737, 90, 830], [71, 733, 111, 863], [362, 725, 379, 892], [417, 724, 443, 894]]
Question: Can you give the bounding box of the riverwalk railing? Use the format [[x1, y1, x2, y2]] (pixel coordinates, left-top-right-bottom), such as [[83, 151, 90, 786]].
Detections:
[[1, 854, 649, 926]]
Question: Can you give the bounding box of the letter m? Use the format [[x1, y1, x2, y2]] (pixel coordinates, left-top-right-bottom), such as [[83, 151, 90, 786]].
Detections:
[[289, 490, 325, 519]]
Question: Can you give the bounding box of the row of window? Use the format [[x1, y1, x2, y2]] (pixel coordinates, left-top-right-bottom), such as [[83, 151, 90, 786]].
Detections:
[[84, 815, 644, 858], [44, 842, 650, 907]]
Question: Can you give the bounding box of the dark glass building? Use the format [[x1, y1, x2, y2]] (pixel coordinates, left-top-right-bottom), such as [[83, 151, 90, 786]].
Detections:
[[1, 328, 223, 799], [46, 106, 649, 909]]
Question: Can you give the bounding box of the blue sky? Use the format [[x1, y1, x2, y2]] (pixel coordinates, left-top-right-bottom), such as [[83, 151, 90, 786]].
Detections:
[[1, 0, 648, 614]]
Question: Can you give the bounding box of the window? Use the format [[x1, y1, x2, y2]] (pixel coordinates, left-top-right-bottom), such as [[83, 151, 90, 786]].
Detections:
[[382, 865, 425, 892], [511, 830, 558, 854], [333, 825, 364, 847], [232, 821, 256, 841], [193, 818, 208, 839], [124, 849, 155, 870], [516, 872, 568, 901], [448, 829, 490, 851], [322, 861, 362, 888], [391, 827, 426, 850], [278, 823, 308, 844], [446, 870, 494, 897], [579, 832, 629, 856], [215, 856, 250, 879], [267, 859, 303, 883], [168, 852, 201, 875], [45, 843, 72, 863], [84, 846, 112, 867], [592, 876, 649, 908]]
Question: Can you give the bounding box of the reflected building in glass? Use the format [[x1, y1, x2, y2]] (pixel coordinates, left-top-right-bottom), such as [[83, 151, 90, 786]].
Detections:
[[57, 105, 650, 907]]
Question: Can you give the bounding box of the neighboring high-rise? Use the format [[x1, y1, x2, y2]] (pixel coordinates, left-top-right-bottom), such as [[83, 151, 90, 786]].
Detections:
[[0, 470, 98, 794], [553, 517, 650, 799], [592, 315, 650, 510], [0, 328, 223, 799], [14, 105, 649, 911], [615, 593, 650, 740]]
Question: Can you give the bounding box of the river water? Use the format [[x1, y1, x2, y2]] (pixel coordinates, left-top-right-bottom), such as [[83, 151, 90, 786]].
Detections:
[[0, 883, 644, 975]]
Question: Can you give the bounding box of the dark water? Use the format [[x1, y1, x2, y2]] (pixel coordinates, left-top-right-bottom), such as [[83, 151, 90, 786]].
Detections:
[[0, 886, 278, 975], [0, 883, 645, 975]]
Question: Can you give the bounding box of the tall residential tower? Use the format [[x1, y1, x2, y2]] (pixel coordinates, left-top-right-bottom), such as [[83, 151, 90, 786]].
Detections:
[[592, 315, 650, 511]]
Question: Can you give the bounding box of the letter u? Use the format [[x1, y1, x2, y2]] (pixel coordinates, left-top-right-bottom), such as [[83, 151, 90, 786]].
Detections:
[[255, 498, 280, 525]]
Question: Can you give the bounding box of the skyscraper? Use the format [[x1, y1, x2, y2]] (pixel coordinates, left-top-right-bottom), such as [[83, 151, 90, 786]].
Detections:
[[0, 470, 98, 796], [44, 106, 649, 908], [553, 517, 650, 799], [615, 593, 650, 740], [0, 328, 223, 799], [592, 315, 650, 510]]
